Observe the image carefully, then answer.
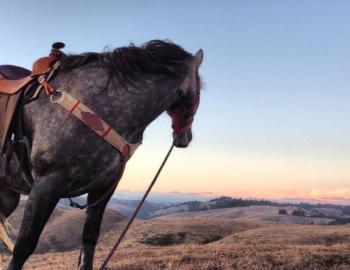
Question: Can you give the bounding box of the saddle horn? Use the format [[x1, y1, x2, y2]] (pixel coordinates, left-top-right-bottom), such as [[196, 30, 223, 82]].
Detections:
[[50, 42, 66, 57]]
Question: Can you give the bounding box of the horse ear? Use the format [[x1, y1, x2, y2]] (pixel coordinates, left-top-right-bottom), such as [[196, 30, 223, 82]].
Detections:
[[194, 49, 204, 67]]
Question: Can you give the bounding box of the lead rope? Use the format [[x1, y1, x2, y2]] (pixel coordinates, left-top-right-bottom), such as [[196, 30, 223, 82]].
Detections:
[[99, 143, 175, 270]]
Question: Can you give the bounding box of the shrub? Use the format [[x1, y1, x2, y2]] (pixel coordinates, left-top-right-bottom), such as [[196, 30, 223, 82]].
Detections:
[[279, 209, 288, 215], [292, 210, 306, 217]]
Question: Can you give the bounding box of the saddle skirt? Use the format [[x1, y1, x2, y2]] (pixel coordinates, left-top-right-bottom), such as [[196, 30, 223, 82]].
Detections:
[[0, 80, 46, 183]]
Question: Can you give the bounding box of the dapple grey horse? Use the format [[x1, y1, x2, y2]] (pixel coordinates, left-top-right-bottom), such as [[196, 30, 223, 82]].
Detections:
[[0, 40, 203, 270]]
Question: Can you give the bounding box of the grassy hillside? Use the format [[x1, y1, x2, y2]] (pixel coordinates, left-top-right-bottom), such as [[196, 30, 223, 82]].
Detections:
[[1, 214, 350, 269], [5, 201, 126, 253], [138, 196, 350, 222], [2, 199, 350, 269], [156, 205, 333, 225]]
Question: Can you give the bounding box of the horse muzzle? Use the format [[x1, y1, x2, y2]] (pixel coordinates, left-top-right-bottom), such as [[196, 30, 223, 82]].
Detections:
[[173, 128, 192, 148]]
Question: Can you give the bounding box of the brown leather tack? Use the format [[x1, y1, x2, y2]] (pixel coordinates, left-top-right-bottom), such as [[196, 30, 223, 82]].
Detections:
[[0, 77, 34, 95], [0, 55, 59, 95], [32, 56, 58, 76]]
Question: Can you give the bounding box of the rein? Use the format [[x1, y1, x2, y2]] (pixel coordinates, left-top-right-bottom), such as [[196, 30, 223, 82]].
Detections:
[[98, 74, 200, 269], [99, 143, 174, 270]]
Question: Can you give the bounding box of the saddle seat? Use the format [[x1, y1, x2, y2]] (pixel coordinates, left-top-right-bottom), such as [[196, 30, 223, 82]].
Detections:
[[0, 65, 31, 80]]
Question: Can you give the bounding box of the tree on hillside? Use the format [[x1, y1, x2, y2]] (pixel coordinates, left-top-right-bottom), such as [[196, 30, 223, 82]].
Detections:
[[292, 209, 306, 217], [279, 209, 288, 215], [188, 201, 201, 211]]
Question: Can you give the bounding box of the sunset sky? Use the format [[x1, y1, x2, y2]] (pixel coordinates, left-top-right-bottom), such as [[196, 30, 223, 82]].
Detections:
[[1, 1, 350, 203]]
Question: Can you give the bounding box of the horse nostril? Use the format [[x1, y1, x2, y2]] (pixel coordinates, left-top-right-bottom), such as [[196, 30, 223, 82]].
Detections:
[[188, 132, 193, 142]]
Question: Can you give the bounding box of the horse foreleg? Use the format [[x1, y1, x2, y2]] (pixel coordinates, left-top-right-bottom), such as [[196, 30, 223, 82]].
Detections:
[[7, 182, 59, 270], [0, 188, 20, 252], [78, 192, 112, 270]]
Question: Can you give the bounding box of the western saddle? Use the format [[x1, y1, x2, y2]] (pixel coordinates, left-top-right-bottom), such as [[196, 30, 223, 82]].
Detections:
[[0, 42, 65, 183]]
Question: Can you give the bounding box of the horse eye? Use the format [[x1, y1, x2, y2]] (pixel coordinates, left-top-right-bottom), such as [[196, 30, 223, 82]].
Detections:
[[176, 93, 186, 106], [183, 92, 196, 108], [171, 90, 195, 112], [184, 111, 194, 119]]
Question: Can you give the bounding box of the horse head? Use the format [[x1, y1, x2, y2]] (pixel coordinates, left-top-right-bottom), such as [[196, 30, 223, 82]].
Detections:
[[168, 49, 203, 148]]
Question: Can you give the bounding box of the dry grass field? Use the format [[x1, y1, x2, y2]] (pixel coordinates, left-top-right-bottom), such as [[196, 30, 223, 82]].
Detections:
[[1, 204, 350, 269]]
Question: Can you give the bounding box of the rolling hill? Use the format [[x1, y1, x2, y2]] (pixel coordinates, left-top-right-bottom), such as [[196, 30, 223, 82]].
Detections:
[[155, 205, 334, 225], [2, 196, 350, 269], [1, 215, 350, 269]]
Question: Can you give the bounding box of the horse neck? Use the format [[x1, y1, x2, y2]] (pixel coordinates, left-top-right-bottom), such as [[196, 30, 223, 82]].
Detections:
[[55, 64, 180, 143], [108, 75, 180, 142]]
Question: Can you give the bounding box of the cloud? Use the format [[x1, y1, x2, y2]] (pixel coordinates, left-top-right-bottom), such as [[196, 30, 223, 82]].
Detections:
[[320, 196, 350, 201], [307, 188, 350, 204], [167, 191, 215, 197]]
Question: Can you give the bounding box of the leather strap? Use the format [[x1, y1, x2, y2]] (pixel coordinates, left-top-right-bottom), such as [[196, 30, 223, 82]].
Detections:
[[49, 90, 140, 159]]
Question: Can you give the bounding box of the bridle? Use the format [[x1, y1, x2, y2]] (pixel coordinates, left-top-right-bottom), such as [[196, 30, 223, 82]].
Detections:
[[168, 69, 201, 134]]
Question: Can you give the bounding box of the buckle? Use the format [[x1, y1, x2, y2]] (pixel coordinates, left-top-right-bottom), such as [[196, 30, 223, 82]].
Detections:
[[37, 75, 46, 84], [49, 90, 63, 104]]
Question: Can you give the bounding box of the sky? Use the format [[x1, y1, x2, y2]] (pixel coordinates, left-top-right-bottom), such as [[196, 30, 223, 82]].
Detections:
[[1, 0, 350, 203]]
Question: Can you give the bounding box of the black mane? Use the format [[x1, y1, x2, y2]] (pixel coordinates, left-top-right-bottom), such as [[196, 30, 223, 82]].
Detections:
[[60, 40, 193, 84]]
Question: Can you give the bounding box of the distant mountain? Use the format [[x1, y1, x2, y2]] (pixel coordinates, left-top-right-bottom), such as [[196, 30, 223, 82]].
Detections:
[[145, 196, 283, 219], [23, 194, 350, 224], [113, 190, 216, 205], [121, 196, 350, 223], [107, 198, 164, 219], [155, 205, 335, 225]]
